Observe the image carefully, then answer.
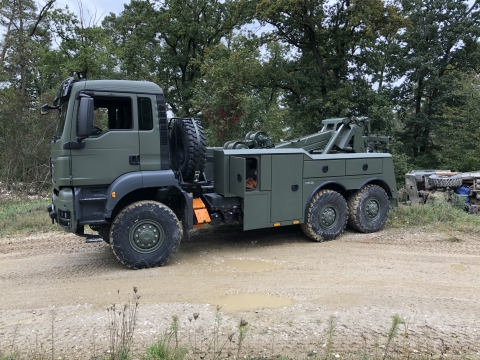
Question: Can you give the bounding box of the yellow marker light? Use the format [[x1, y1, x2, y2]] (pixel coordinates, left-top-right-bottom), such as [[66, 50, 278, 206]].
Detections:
[[111, 191, 116, 198], [273, 222, 281, 227], [292, 220, 300, 225]]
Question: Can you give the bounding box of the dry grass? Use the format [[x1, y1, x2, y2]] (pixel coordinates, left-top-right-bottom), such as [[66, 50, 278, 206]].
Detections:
[[386, 200, 480, 234], [0, 197, 59, 237]]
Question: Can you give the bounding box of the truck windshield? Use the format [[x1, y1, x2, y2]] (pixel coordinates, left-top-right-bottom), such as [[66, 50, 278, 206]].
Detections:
[[54, 102, 68, 139]]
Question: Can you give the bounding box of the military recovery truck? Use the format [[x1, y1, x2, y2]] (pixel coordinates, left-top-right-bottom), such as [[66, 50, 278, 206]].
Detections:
[[43, 78, 397, 269]]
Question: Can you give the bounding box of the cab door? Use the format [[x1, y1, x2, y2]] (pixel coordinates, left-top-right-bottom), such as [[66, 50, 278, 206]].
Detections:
[[70, 92, 140, 186]]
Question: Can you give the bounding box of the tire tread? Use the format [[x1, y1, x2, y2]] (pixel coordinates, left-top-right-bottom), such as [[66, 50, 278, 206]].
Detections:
[[110, 201, 182, 269], [347, 184, 389, 233], [301, 189, 347, 242]]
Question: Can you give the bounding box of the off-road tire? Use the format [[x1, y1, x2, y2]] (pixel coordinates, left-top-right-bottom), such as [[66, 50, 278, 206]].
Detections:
[[428, 174, 462, 188], [301, 189, 347, 242], [347, 184, 389, 233], [170, 118, 207, 181], [110, 201, 182, 269]]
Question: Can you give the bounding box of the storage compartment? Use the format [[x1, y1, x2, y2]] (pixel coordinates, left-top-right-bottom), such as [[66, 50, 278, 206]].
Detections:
[[346, 158, 383, 175]]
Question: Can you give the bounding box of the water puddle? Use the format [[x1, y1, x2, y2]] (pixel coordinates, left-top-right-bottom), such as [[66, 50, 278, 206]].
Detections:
[[223, 259, 281, 272], [210, 293, 292, 311], [451, 264, 467, 271]]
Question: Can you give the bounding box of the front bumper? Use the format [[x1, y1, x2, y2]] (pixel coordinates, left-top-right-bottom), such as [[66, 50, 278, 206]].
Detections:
[[49, 188, 77, 232]]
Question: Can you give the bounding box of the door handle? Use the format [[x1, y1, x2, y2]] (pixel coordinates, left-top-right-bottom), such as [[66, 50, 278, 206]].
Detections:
[[129, 154, 140, 165]]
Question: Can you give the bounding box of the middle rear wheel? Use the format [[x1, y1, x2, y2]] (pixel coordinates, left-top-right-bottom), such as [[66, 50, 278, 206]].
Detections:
[[301, 189, 348, 242]]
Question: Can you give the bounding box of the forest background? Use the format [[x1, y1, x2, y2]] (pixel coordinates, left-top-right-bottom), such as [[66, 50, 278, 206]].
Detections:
[[1, 0, 480, 191]]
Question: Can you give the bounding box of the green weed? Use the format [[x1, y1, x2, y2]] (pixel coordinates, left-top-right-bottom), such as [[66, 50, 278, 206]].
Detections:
[[143, 315, 188, 360]]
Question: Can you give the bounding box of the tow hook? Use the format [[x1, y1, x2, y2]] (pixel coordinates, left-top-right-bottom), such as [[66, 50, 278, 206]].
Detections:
[[47, 204, 57, 224]]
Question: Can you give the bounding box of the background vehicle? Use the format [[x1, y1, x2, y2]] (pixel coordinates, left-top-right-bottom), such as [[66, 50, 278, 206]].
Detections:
[[405, 170, 480, 212], [43, 77, 397, 269]]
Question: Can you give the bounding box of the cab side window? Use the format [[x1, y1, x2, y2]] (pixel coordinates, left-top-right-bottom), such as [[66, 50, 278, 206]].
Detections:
[[91, 97, 133, 136], [138, 97, 153, 131]]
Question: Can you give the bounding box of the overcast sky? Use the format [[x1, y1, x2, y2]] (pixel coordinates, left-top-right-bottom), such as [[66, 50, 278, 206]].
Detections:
[[54, 0, 127, 23]]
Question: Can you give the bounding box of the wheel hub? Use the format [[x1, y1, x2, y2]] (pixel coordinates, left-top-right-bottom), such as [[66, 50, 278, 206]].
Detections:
[[130, 220, 164, 253], [365, 199, 380, 221], [319, 206, 338, 229]]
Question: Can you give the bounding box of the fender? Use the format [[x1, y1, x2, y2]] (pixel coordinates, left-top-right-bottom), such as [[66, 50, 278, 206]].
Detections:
[[304, 181, 347, 221], [357, 177, 393, 198], [104, 170, 184, 218]]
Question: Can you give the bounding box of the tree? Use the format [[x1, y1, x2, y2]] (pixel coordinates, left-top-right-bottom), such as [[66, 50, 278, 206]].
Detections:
[[431, 71, 480, 171], [255, 0, 403, 135], [192, 37, 289, 145], [103, 0, 247, 116], [391, 0, 480, 165], [47, 6, 117, 80]]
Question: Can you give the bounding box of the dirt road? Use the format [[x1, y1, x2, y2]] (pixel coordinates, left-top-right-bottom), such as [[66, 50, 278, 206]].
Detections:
[[1, 225, 479, 358]]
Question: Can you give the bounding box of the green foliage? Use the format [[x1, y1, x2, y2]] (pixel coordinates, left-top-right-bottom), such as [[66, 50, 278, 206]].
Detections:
[[392, 0, 480, 164], [0, 89, 56, 190], [103, 0, 246, 117], [143, 315, 188, 360], [387, 201, 480, 233], [431, 71, 480, 171], [255, 0, 404, 136], [192, 38, 290, 145]]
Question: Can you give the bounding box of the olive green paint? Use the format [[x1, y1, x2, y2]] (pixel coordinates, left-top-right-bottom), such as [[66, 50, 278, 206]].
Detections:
[[270, 155, 303, 222], [138, 94, 161, 171], [243, 192, 271, 230], [304, 159, 345, 178], [259, 155, 272, 191]]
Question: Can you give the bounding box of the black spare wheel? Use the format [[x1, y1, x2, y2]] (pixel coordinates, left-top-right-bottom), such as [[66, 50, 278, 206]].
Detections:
[[428, 174, 463, 188], [170, 118, 207, 181]]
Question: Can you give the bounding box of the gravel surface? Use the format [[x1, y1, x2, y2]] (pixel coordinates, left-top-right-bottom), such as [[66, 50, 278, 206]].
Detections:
[[0, 225, 479, 359]]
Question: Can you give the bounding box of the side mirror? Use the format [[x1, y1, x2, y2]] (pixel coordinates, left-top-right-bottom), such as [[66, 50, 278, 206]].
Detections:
[[40, 103, 59, 115], [40, 104, 50, 115], [77, 96, 94, 139]]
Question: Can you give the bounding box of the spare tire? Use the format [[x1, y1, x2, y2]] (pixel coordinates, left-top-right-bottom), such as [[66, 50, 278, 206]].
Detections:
[[170, 118, 207, 181], [428, 174, 463, 188]]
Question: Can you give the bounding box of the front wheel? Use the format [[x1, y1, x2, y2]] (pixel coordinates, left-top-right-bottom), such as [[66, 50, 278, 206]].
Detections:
[[347, 184, 389, 233], [301, 189, 348, 242], [110, 201, 182, 269]]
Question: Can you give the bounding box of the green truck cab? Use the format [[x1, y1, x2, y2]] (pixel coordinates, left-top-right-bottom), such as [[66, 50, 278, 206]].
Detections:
[[44, 77, 397, 269]]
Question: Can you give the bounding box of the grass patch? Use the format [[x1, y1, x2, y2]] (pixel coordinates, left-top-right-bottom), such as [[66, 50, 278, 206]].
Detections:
[[1, 309, 468, 360], [0, 197, 59, 237], [387, 201, 480, 234]]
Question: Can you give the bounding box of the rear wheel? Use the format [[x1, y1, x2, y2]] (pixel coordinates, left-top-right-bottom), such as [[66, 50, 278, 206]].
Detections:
[[301, 189, 347, 242], [110, 201, 182, 269], [347, 184, 389, 233]]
